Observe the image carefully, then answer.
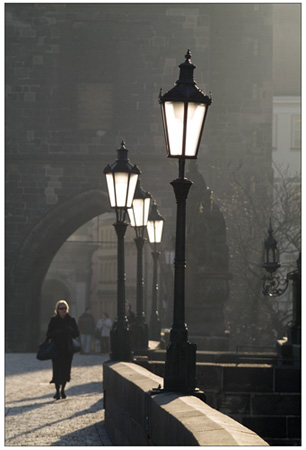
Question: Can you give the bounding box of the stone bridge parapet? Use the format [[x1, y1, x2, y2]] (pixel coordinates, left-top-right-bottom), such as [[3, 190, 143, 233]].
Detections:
[[103, 361, 268, 446]]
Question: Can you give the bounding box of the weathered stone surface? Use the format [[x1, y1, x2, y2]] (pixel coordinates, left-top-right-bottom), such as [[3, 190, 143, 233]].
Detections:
[[135, 359, 301, 445], [103, 361, 268, 446]]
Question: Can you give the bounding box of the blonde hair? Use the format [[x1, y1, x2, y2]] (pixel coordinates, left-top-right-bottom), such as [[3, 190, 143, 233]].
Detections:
[[54, 300, 69, 315]]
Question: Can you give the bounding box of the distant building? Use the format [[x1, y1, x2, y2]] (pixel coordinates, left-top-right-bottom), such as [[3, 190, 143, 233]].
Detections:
[[272, 96, 301, 179]]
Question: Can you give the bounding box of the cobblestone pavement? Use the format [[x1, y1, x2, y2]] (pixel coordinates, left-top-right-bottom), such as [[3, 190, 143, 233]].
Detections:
[[5, 353, 113, 446]]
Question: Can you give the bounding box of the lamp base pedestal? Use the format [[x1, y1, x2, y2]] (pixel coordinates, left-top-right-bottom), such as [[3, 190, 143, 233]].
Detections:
[[149, 311, 161, 341], [130, 315, 148, 352], [110, 318, 131, 362], [276, 337, 301, 366], [164, 329, 197, 392], [151, 386, 206, 403]]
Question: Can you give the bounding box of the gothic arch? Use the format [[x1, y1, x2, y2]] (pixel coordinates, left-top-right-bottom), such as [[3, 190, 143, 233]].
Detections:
[[6, 189, 110, 351]]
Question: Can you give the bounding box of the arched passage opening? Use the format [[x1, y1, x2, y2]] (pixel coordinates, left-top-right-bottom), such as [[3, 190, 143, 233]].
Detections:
[[6, 189, 110, 352]]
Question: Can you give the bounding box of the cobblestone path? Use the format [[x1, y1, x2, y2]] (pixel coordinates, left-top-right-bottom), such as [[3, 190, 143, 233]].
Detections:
[[5, 353, 112, 446]]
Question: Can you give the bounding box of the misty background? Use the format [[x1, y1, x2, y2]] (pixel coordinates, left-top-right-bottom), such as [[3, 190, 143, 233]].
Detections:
[[5, 3, 300, 351]]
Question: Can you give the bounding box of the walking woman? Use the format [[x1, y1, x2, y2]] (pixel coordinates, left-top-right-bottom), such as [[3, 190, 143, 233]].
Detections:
[[46, 300, 79, 400]]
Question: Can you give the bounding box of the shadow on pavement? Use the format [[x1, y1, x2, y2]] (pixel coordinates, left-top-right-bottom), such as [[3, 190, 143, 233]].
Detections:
[[6, 397, 104, 445], [66, 381, 103, 397], [50, 420, 112, 446], [5, 399, 55, 417]]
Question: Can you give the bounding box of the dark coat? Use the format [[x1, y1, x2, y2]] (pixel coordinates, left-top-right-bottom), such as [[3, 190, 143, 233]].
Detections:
[[78, 312, 95, 334], [47, 313, 79, 385]]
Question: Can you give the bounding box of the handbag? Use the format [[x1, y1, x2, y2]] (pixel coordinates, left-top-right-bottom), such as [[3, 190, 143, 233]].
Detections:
[[36, 338, 57, 360], [69, 336, 81, 354]]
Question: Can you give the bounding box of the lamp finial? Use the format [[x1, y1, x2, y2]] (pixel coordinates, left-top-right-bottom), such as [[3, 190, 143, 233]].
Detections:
[[185, 49, 192, 60]]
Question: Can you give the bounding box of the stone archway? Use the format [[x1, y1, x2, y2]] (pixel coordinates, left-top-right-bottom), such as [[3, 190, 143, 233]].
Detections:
[[6, 189, 109, 351]]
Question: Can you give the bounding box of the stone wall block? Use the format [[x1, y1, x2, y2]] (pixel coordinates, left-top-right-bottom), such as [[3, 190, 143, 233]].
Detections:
[[196, 364, 223, 390], [287, 416, 301, 438], [223, 366, 273, 392], [252, 393, 301, 416], [274, 367, 301, 393], [242, 416, 287, 439], [219, 393, 251, 415]]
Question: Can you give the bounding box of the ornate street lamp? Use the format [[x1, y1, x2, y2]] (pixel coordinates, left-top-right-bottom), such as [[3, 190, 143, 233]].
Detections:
[[104, 141, 140, 361], [262, 221, 301, 363], [147, 200, 165, 340], [159, 50, 212, 392], [262, 221, 288, 297], [128, 179, 152, 351]]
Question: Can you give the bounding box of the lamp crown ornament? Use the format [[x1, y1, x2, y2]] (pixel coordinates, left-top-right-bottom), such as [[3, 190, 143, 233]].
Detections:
[[133, 178, 152, 201], [159, 50, 212, 105], [176, 49, 196, 85], [104, 140, 140, 176], [149, 200, 165, 222]]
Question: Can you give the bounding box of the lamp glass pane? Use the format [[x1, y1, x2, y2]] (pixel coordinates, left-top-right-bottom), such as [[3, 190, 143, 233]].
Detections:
[[127, 207, 135, 226], [164, 101, 184, 156], [147, 220, 155, 243], [147, 219, 164, 243], [131, 199, 144, 226], [143, 197, 151, 227], [106, 173, 116, 207], [126, 173, 138, 208], [129, 197, 151, 227], [154, 220, 164, 243], [113, 172, 129, 207], [185, 103, 206, 157]]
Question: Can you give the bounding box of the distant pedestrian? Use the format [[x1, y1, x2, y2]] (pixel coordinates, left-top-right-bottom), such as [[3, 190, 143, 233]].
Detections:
[[46, 300, 79, 400], [96, 313, 112, 354], [78, 307, 95, 354]]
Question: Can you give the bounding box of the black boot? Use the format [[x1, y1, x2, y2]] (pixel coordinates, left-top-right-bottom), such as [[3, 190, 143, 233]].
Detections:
[[61, 382, 66, 399], [54, 384, 60, 400]]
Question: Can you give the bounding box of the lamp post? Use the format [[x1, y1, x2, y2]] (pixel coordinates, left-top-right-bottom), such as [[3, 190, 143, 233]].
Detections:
[[104, 141, 140, 361], [128, 179, 152, 351], [262, 221, 301, 363], [159, 50, 212, 392], [147, 200, 165, 340]]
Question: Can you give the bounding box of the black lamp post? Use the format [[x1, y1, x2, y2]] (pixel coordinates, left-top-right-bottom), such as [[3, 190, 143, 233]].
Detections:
[[104, 141, 140, 361], [159, 50, 212, 392], [147, 201, 165, 340], [262, 221, 301, 363], [128, 179, 152, 351]]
